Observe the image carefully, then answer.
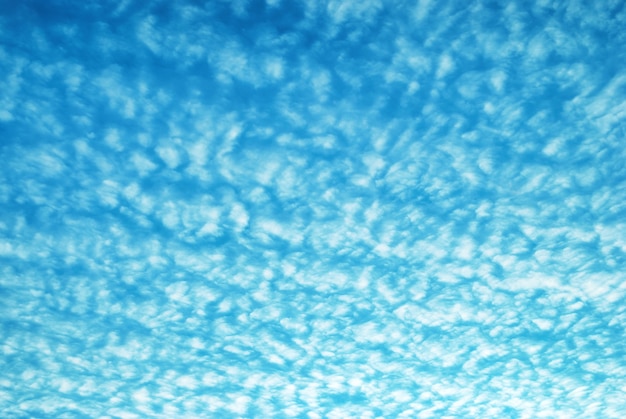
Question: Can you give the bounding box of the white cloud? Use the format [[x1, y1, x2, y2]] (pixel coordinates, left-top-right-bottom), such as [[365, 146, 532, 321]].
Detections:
[[436, 54, 454, 79], [156, 145, 182, 169], [131, 152, 157, 176]]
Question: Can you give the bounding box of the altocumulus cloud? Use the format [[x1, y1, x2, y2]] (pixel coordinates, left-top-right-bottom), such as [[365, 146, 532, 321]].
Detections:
[[1, 0, 626, 417]]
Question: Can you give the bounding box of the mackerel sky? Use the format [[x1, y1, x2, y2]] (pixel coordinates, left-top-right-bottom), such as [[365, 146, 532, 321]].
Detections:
[[2, 0, 626, 417]]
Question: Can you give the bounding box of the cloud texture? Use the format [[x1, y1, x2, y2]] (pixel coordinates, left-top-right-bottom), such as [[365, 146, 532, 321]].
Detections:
[[1, 0, 626, 417]]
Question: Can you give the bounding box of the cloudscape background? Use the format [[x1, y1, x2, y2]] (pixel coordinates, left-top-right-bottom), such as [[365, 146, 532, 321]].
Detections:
[[1, 0, 626, 417]]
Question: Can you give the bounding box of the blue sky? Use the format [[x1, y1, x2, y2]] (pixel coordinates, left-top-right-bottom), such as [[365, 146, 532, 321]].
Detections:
[[1, 0, 626, 417]]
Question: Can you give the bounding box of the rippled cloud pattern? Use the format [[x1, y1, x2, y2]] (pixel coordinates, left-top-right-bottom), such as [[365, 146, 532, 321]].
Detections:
[[2, 0, 626, 417]]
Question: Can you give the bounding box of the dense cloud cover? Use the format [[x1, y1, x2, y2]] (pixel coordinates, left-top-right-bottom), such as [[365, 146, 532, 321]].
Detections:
[[1, 0, 626, 417]]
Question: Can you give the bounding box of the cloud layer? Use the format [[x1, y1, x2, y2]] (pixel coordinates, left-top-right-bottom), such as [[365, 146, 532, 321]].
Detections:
[[1, 0, 626, 417]]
